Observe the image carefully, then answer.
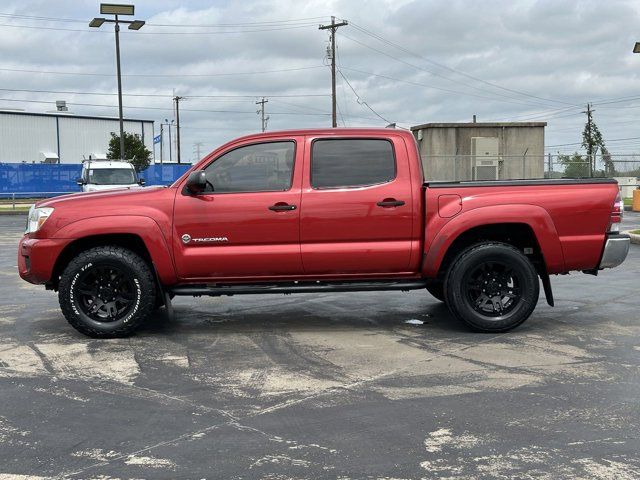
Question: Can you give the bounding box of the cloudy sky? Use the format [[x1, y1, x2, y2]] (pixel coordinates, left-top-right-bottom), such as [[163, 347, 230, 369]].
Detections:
[[1, 0, 640, 162]]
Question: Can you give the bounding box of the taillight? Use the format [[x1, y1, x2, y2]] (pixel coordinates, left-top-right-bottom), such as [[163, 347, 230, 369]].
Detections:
[[608, 191, 623, 232]]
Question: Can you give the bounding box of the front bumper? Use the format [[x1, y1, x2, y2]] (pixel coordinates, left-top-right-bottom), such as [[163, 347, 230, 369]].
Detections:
[[18, 236, 70, 285], [599, 233, 630, 269]]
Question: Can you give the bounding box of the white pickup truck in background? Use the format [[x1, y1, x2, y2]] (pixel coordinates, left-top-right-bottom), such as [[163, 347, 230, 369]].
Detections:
[[76, 160, 144, 192]]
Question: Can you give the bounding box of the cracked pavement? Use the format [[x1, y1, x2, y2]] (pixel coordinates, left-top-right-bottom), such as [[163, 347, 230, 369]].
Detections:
[[1, 213, 639, 479]]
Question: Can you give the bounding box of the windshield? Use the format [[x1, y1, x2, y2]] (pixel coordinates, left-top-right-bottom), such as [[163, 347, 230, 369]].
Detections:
[[87, 168, 137, 185]]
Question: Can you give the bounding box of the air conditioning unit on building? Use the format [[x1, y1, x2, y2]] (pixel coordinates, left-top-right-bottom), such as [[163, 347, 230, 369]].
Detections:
[[471, 137, 500, 180]]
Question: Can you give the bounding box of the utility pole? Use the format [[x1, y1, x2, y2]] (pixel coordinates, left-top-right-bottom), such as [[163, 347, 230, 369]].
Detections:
[[256, 97, 269, 132], [193, 142, 204, 161], [174, 95, 184, 164], [160, 123, 164, 164], [584, 103, 594, 177], [163, 119, 174, 163], [319, 16, 348, 128]]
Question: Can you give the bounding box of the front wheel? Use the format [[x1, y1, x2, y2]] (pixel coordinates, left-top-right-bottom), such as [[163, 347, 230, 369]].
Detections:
[[444, 242, 539, 332], [58, 246, 157, 338]]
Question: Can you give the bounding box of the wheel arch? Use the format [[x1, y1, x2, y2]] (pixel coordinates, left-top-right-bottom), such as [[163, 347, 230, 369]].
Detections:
[[50, 216, 177, 288], [423, 205, 565, 279]]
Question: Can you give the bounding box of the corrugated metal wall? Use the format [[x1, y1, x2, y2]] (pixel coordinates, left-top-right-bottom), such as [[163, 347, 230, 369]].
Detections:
[[0, 113, 58, 162], [0, 112, 154, 163]]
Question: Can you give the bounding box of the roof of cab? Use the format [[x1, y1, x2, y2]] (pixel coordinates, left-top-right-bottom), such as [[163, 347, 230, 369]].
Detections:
[[82, 160, 135, 169], [226, 127, 414, 144]]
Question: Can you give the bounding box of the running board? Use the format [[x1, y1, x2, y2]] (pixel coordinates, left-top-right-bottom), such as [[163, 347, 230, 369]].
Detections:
[[169, 279, 429, 297]]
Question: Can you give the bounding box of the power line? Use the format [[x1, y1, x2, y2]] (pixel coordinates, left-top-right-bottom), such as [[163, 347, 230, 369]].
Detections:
[[340, 32, 569, 110], [348, 22, 578, 108], [546, 136, 640, 148], [339, 66, 562, 108], [0, 97, 333, 116], [337, 69, 391, 124], [0, 65, 325, 78], [0, 21, 317, 35], [0, 12, 327, 27], [0, 87, 328, 98]]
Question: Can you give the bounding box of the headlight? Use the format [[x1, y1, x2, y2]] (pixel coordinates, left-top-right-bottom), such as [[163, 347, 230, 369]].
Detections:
[[26, 206, 54, 234]]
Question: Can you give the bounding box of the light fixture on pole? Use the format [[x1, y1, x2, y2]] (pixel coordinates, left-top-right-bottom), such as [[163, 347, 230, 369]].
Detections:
[[90, 4, 145, 160]]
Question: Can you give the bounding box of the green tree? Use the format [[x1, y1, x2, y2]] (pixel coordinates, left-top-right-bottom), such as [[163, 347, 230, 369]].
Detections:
[[107, 132, 152, 172], [559, 152, 590, 178], [581, 105, 607, 175]]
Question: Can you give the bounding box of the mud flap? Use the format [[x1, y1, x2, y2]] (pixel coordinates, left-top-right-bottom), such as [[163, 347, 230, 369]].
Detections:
[[540, 270, 554, 307]]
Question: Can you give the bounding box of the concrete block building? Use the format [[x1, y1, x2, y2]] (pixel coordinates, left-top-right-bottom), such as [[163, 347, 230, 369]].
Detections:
[[411, 122, 546, 181]]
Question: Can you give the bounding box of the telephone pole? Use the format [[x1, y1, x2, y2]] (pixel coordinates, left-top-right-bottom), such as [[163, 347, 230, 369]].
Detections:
[[193, 142, 204, 162], [319, 16, 348, 128], [256, 97, 269, 132], [584, 103, 594, 177], [174, 95, 184, 164]]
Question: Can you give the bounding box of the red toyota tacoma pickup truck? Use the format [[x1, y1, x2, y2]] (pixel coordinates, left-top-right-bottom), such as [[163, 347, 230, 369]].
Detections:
[[18, 128, 629, 338]]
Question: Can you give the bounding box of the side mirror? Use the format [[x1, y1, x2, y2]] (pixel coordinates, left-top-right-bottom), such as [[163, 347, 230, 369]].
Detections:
[[76, 178, 85, 186], [185, 170, 207, 194], [138, 178, 146, 186]]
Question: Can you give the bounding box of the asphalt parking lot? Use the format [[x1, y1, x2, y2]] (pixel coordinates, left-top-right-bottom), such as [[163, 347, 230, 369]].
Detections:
[[1, 214, 639, 479]]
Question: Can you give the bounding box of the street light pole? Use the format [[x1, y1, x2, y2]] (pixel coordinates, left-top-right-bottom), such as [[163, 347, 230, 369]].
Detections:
[[90, 4, 145, 161], [114, 15, 125, 159]]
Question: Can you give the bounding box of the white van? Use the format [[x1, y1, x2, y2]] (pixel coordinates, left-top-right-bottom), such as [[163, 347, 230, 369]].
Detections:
[[77, 160, 145, 192]]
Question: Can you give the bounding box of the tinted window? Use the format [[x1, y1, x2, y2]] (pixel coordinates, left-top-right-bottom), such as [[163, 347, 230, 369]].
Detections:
[[88, 168, 136, 185], [311, 139, 395, 189], [204, 141, 295, 193]]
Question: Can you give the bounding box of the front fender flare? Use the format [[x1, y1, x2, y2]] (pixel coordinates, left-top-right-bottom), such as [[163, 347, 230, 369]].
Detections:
[[52, 215, 177, 285]]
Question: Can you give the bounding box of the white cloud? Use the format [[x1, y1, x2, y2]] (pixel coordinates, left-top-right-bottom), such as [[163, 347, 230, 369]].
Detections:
[[0, 0, 639, 160]]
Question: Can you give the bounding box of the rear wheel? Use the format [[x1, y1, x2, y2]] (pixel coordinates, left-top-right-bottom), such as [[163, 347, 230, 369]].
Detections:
[[58, 246, 156, 338], [444, 242, 539, 332]]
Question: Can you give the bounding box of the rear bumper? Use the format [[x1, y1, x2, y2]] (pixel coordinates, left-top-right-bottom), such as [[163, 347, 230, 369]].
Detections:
[[599, 233, 630, 269], [18, 236, 70, 285]]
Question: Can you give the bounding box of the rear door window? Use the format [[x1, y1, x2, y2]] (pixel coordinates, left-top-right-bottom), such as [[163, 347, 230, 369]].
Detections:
[[311, 139, 396, 189]]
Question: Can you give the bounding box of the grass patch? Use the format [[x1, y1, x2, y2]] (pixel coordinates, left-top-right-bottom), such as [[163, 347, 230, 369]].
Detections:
[[0, 198, 44, 204], [0, 208, 30, 215], [623, 198, 633, 206], [630, 230, 640, 235]]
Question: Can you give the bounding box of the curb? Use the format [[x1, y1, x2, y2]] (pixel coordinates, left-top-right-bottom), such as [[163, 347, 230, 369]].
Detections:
[[623, 230, 640, 245]]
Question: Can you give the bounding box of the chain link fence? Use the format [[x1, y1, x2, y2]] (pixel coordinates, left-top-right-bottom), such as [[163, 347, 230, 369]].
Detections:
[[421, 154, 640, 182]]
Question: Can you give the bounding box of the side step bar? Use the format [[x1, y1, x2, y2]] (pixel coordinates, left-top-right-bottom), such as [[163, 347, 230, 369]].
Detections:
[[169, 279, 429, 297]]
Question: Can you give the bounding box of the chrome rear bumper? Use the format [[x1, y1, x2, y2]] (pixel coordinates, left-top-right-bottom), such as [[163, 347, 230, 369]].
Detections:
[[599, 233, 630, 269]]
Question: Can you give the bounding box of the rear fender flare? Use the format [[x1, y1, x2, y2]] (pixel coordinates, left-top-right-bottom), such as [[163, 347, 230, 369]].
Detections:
[[423, 204, 564, 277]]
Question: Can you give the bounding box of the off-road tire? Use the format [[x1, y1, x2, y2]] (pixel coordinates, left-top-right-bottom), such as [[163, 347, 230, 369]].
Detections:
[[59, 246, 156, 338], [444, 242, 539, 332]]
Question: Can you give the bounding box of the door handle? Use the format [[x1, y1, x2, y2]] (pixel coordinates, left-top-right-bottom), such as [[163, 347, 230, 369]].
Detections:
[[376, 199, 405, 208], [269, 203, 297, 211]]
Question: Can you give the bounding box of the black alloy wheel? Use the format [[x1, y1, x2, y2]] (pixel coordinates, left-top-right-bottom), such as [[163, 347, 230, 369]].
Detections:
[[75, 264, 137, 322], [444, 242, 539, 332], [59, 246, 157, 338], [465, 261, 521, 317]]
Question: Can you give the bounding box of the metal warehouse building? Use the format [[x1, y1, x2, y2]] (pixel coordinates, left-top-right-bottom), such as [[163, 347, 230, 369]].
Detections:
[[411, 122, 546, 181], [0, 110, 154, 164]]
